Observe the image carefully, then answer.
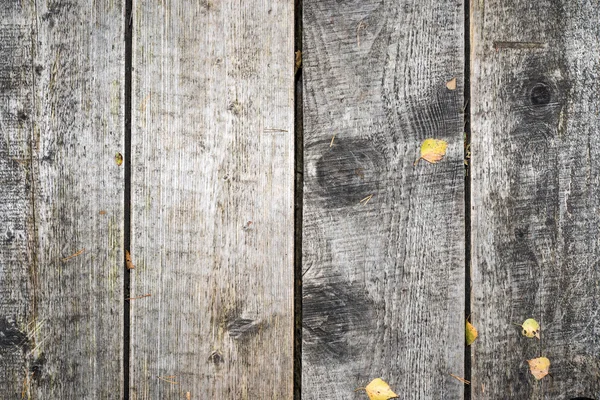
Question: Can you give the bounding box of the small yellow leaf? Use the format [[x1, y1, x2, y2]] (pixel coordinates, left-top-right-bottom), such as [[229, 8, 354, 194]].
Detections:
[[466, 321, 478, 345], [415, 139, 448, 165], [115, 152, 124, 166], [364, 378, 398, 400], [521, 318, 540, 339], [528, 357, 550, 380], [446, 77, 457, 90]]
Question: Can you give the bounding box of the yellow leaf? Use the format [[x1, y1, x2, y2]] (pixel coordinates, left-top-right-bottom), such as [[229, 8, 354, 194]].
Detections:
[[115, 152, 123, 166], [363, 378, 398, 400], [466, 321, 478, 345], [521, 318, 540, 339], [415, 139, 448, 165], [528, 357, 550, 380], [446, 77, 457, 90]]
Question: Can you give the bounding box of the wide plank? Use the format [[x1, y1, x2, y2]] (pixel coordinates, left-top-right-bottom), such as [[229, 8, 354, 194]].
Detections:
[[471, 0, 600, 397], [130, 2, 295, 398], [0, 0, 125, 398], [302, 1, 465, 398]]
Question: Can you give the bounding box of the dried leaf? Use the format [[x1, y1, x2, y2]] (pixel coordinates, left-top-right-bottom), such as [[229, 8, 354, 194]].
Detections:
[[466, 320, 478, 345], [295, 51, 302, 75], [528, 357, 550, 380], [125, 250, 135, 270], [446, 77, 457, 90], [362, 378, 398, 400], [415, 139, 448, 165], [522, 318, 540, 339], [115, 152, 124, 166]]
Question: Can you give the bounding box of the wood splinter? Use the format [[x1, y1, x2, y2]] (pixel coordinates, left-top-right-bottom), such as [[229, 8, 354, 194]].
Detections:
[[61, 248, 85, 262], [449, 373, 470, 385], [359, 194, 373, 205], [157, 375, 178, 385], [126, 293, 151, 301], [493, 41, 547, 50], [356, 20, 367, 47], [264, 128, 288, 132]]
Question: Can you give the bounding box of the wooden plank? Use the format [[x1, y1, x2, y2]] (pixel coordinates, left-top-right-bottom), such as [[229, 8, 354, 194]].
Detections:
[[302, 1, 465, 398], [471, 0, 600, 397], [130, 2, 294, 398], [0, 0, 125, 398]]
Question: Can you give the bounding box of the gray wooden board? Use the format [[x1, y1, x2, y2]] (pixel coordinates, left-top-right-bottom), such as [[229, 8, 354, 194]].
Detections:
[[130, 1, 294, 398], [470, 0, 600, 398], [302, 1, 465, 398], [0, 0, 125, 398]]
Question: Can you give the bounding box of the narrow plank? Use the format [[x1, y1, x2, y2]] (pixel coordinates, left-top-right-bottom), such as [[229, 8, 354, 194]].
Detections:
[[471, 0, 600, 397], [302, 1, 465, 398], [130, 2, 294, 398], [0, 3, 37, 395], [0, 0, 125, 398]]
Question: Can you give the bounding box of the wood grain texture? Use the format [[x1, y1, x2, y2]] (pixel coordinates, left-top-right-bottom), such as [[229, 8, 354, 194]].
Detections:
[[130, 1, 294, 398], [302, 1, 465, 398], [0, 0, 124, 398], [471, 0, 600, 398]]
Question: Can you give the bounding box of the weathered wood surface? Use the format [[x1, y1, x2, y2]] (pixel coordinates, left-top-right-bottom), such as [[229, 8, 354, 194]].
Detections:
[[302, 1, 465, 398], [130, 1, 294, 398], [471, 0, 600, 398], [0, 1, 125, 398]]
